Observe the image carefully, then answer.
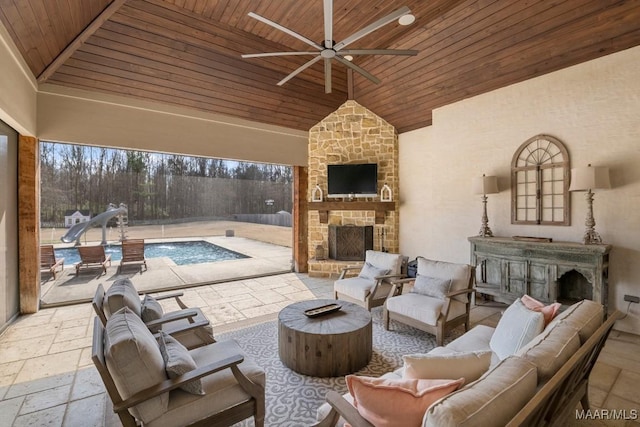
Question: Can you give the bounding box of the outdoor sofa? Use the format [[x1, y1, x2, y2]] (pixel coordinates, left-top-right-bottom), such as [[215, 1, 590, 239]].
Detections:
[[315, 298, 619, 427]]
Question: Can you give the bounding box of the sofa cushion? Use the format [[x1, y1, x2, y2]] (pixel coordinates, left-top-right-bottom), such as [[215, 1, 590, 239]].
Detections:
[[385, 293, 444, 326], [424, 356, 538, 427], [516, 321, 580, 384], [105, 307, 168, 423], [104, 278, 141, 317], [490, 299, 545, 361], [521, 294, 561, 326], [358, 262, 390, 280], [412, 274, 452, 299], [402, 351, 492, 384], [546, 299, 603, 343], [346, 375, 464, 427], [159, 332, 204, 395], [416, 258, 472, 303]]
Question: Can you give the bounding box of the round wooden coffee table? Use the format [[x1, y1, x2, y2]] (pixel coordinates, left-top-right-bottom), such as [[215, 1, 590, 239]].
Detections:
[[278, 299, 372, 377]]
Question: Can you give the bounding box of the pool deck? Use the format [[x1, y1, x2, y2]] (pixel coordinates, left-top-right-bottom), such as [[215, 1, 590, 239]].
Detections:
[[40, 236, 293, 307]]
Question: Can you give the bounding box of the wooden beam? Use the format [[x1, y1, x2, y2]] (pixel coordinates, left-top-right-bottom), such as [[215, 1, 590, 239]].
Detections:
[[348, 69, 354, 100], [18, 135, 40, 313], [37, 0, 128, 83], [292, 166, 308, 273]]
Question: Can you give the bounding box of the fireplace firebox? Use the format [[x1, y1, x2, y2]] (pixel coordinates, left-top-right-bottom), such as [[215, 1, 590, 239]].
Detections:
[[328, 225, 373, 261]]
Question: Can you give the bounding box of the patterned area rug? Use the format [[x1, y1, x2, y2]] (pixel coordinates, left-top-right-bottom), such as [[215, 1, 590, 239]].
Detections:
[[219, 307, 460, 427]]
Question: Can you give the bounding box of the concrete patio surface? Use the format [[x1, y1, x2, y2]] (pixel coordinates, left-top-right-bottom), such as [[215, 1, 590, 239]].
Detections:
[[40, 236, 293, 307]]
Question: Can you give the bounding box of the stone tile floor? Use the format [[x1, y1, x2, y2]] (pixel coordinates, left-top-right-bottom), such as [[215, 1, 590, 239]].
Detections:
[[0, 273, 638, 426]]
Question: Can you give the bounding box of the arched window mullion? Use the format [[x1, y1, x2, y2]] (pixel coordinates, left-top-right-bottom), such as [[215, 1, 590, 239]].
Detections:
[[511, 134, 570, 226]]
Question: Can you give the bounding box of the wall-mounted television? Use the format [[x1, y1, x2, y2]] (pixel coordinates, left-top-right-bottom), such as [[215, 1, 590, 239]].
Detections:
[[327, 163, 378, 198]]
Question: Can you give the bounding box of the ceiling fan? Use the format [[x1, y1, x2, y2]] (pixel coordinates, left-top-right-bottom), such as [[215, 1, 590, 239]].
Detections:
[[241, 0, 418, 93]]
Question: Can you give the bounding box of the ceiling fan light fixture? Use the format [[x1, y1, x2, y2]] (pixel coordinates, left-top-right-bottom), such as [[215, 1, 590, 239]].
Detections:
[[398, 14, 415, 26], [344, 55, 354, 61]]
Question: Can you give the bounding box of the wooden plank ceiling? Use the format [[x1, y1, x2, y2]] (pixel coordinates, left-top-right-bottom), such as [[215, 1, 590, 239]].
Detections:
[[2, 0, 640, 133]]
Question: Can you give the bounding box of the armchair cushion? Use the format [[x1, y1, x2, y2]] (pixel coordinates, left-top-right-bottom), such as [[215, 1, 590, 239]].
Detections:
[[346, 375, 464, 427], [402, 350, 492, 384], [411, 274, 452, 299], [159, 332, 204, 395], [365, 250, 403, 276], [416, 258, 472, 303], [489, 299, 545, 361], [141, 294, 164, 332], [104, 278, 141, 317], [335, 276, 385, 301], [385, 293, 444, 326], [105, 307, 169, 423], [148, 339, 266, 427], [358, 262, 390, 281]]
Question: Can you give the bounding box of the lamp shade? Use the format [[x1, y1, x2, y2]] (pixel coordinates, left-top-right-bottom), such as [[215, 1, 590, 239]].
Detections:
[[472, 175, 499, 195], [568, 165, 611, 192]]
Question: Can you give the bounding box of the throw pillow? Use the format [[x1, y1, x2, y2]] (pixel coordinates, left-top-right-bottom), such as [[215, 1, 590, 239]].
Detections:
[[141, 294, 164, 332], [158, 332, 204, 395], [346, 375, 464, 427], [402, 351, 492, 384], [520, 294, 562, 326], [358, 262, 390, 281], [489, 299, 545, 360], [411, 274, 452, 299]]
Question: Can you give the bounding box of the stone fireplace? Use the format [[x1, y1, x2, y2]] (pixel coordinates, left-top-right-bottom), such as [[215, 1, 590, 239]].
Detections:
[[307, 100, 399, 277]]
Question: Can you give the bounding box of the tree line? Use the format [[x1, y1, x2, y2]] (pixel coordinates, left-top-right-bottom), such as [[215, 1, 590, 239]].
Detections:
[[40, 142, 293, 226]]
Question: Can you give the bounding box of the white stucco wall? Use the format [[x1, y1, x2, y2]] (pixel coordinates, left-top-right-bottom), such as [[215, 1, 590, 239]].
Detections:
[[399, 45, 640, 333]]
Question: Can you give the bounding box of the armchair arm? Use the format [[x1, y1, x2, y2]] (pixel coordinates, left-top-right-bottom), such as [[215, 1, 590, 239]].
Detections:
[[144, 309, 199, 329], [338, 266, 362, 280], [445, 287, 476, 298], [388, 277, 416, 295], [311, 391, 374, 427], [373, 273, 405, 281], [151, 320, 210, 339], [114, 353, 245, 412], [152, 291, 188, 309]]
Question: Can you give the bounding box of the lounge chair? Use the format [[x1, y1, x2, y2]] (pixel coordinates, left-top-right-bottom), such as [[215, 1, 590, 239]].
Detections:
[[119, 239, 147, 271], [40, 245, 64, 279], [75, 245, 111, 275]]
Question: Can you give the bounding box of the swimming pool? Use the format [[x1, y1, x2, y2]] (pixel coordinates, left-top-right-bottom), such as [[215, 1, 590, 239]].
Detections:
[[54, 240, 249, 266]]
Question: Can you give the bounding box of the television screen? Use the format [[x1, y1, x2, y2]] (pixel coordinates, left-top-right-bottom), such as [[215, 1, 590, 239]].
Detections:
[[327, 163, 378, 198]]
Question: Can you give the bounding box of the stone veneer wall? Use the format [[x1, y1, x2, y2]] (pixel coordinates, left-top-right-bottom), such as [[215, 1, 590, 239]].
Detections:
[[307, 100, 399, 277]]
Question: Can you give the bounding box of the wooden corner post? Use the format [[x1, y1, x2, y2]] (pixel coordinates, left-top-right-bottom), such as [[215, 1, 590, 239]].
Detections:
[[292, 166, 308, 273], [18, 135, 40, 313]]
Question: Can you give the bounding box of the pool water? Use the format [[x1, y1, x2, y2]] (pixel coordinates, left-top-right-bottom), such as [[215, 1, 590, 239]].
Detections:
[[55, 240, 249, 266]]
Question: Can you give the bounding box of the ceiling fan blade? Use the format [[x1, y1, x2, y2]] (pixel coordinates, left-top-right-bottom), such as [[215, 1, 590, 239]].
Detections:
[[242, 51, 318, 58], [334, 6, 411, 51], [324, 0, 333, 49], [278, 56, 323, 86], [248, 12, 323, 50], [334, 56, 380, 85], [339, 49, 418, 56], [324, 58, 332, 93]]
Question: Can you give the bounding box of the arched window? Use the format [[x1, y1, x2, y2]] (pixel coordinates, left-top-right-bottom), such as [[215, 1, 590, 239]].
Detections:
[[511, 134, 570, 225]]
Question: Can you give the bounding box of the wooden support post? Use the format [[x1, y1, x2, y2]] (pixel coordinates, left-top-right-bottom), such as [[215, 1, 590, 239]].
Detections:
[[18, 135, 40, 313], [292, 166, 308, 273]]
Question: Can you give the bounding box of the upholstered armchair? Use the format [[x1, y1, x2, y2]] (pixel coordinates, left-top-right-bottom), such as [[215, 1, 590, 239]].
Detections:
[[92, 309, 265, 427], [334, 250, 406, 311], [383, 257, 475, 346]]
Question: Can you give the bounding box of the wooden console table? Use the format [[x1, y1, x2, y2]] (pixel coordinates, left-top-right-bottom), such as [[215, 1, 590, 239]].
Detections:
[[469, 237, 611, 312]]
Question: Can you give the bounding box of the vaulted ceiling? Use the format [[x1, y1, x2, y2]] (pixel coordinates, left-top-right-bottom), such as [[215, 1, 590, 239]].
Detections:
[[2, 0, 640, 133]]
